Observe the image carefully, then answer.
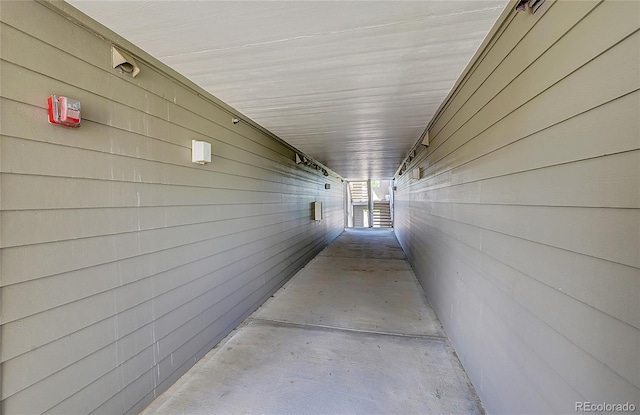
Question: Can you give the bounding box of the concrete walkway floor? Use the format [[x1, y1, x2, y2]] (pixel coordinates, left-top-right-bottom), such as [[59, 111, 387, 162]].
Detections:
[[141, 229, 483, 415]]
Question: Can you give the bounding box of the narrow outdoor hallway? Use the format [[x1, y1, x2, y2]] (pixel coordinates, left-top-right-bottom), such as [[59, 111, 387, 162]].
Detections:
[[140, 229, 483, 415]]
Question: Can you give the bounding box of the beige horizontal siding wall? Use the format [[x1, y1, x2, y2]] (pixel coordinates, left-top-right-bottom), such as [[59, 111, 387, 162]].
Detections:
[[394, 1, 640, 413], [0, 2, 344, 413]]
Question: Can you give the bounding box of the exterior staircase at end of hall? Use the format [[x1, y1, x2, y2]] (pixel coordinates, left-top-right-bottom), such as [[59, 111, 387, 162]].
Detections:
[[373, 201, 392, 228]]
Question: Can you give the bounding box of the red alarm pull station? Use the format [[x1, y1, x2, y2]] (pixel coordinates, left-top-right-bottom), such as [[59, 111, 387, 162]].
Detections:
[[48, 95, 81, 128]]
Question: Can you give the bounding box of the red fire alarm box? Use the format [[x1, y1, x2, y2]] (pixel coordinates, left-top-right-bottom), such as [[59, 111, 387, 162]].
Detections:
[[48, 95, 81, 127]]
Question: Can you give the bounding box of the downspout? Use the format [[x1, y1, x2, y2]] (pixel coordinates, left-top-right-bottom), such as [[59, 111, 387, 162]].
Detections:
[[367, 179, 373, 228]]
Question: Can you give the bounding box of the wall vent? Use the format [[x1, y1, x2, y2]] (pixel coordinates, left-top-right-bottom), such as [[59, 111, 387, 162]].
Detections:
[[515, 0, 545, 13]]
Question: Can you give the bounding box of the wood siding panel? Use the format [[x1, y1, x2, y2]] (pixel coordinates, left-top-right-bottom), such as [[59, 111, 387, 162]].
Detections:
[[0, 2, 344, 413], [394, 1, 640, 413]]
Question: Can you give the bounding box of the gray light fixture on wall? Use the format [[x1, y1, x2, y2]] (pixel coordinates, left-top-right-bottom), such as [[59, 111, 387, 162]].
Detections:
[[312, 202, 322, 221]]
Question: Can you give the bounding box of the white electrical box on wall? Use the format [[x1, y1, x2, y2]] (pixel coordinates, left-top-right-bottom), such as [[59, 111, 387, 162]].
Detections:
[[412, 168, 421, 179], [192, 140, 211, 164], [312, 201, 322, 221]]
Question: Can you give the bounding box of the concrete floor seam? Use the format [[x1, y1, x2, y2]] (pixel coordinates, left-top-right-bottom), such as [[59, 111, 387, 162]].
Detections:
[[317, 255, 408, 260], [247, 317, 449, 342]]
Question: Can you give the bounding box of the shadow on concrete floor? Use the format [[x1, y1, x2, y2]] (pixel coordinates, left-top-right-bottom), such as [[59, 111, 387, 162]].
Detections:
[[140, 229, 484, 415]]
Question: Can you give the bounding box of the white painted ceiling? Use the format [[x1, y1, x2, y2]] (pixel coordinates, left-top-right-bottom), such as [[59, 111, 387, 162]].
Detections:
[[68, 1, 507, 179]]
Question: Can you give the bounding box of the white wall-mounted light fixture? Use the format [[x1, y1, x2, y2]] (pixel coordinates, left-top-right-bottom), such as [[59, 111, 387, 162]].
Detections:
[[312, 201, 322, 221], [412, 168, 421, 179], [232, 117, 240, 124], [111, 46, 140, 78], [192, 140, 211, 164]]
